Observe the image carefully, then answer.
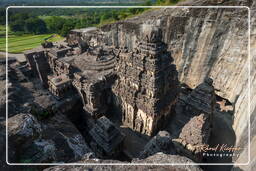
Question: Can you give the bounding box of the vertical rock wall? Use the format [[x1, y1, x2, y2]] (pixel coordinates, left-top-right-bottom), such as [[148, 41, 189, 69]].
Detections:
[[97, 5, 254, 165]]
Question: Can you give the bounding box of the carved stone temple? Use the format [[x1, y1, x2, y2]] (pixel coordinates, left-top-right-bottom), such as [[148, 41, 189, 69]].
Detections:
[[24, 25, 179, 139], [25, 24, 186, 158], [113, 25, 179, 136], [89, 116, 125, 158]]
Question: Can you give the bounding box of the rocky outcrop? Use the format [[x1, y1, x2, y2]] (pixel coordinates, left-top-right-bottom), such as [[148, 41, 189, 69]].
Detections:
[[7, 113, 94, 163], [179, 113, 211, 147], [44, 153, 203, 171], [89, 3, 253, 166], [167, 77, 215, 141], [172, 113, 211, 162], [139, 131, 176, 159], [89, 116, 125, 158], [0, 64, 5, 122], [7, 113, 42, 147], [234, 1, 256, 170]]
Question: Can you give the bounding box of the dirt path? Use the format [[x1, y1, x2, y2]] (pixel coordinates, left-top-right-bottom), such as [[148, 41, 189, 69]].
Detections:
[[0, 52, 26, 63]]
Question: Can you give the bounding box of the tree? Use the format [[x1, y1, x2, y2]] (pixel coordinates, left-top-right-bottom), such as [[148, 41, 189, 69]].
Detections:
[[118, 10, 128, 20], [10, 12, 30, 22], [0, 9, 5, 25], [100, 11, 112, 24], [44, 16, 66, 34], [24, 18, 47, 34], [111, 10, 119, 21], [144, 0, 152, 6], [10, 19, 24, 32], [156, 0, 165, 4], [60, 20, 75, 37]]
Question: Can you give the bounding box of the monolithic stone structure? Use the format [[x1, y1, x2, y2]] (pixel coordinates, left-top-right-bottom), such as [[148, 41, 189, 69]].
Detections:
[[47, 43, 72, 76], [67, 27, 99, 47], [48, 74, 73, 99], [112, 24, 179, 136], [26, 24, 179, 137], [172, 113, 211, 162], [139, 131, 176, 159], [72, 46, 117, 118], [24, 49, 51, 88], [10, 2, 253, 167], [179, 113, 211, 146], [169, 78, 216, 162], [89, 116, 125, 158], [169, 77, 216, 136]]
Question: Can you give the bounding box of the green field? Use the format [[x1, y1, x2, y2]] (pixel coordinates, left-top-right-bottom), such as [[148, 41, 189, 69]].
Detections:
[[0, 25, 64, 54]]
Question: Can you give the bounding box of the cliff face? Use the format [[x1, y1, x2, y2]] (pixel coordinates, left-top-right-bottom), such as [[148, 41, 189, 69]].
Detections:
[[96, 1, 255, 168]]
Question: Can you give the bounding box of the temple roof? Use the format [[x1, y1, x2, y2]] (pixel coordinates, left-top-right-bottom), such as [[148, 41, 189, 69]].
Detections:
[[89, 116, 125, 153]]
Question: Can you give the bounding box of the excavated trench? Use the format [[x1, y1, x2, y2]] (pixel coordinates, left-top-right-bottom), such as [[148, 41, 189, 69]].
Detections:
[[95, 6, 252, 169], [5, 2, 255, 170], [61, 76, 237, 170]]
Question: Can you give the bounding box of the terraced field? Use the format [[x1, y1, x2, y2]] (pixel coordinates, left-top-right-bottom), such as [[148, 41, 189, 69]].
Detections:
[[0, 25, 64, 53]]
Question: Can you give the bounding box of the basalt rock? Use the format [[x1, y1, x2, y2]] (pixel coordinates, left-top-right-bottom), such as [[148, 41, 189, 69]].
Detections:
[[44, 153, 203, 171], [89, 116, 125, 159], [5, 0, 255, 169], [166, 78, 215, 162], [92, 6, 252, 165], [168, 77, 215, 138], [139, 131, 176, 159], [172, 113, 211, 162], [112, 24, 179, 136], [179, 113, 211, 147], [7, 113, 94, 163]]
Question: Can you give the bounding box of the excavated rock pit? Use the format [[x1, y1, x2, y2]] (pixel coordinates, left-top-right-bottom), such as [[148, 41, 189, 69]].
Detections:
[[1, 1, 255, 171]]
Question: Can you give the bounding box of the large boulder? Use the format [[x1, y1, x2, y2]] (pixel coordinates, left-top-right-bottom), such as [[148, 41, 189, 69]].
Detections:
[[43, 153, 203, 171], [139, 131, 176, 159], [7, 113, 94, 163], [179, 113, 211, 146], [8, 113, 42, 144]]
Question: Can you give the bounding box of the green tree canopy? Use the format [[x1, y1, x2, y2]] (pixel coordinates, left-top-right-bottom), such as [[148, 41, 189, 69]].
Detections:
[[60, 20, 75, 36], [24, 18, 47, 34]]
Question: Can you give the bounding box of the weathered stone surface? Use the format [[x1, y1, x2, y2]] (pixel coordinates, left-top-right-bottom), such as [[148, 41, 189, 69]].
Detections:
[[89, 116, 124, 158], [0, 64, 6, 122], [112, 24, 179, 136], [179, 113, 211, 147], [139, 131, 176, 159], [166, 78, 215, 162], [48, 74, 74, 99], [167, 77, 215, 142], [0, 123, 9, 169], [7, 113, 42, 145], [3, 0, 255, 169], [170, 113, 211, 162], [233, 1, 256, 170], [95, 6, 253, 164], [44, 153, 203, 171], [24, 49, 51, 88], [7, 113, 94, 163]]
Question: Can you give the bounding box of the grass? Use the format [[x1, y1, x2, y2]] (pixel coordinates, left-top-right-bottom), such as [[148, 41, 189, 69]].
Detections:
[[0, 26, 64, 54]]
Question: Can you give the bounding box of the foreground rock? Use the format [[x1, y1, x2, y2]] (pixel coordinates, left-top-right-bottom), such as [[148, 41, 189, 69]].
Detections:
[[7, 113, 94, 163], [8, 113, 42, 144], [139, 131, 176, 159], [179, 113, 211, 146], [0, 64, 5, 122], [89, 116, 125, 159], [44, 153, 203, 171]]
